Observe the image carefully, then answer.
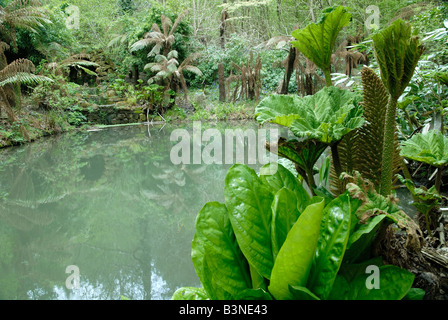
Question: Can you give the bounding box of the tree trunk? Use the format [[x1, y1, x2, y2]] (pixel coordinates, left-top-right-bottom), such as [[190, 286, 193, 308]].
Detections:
[[218, 63, 226, 101], [132, 63, 139, 86], [280, 46, 296, 94], [220, 0, 228, 49], [310, 0, 316, 22]]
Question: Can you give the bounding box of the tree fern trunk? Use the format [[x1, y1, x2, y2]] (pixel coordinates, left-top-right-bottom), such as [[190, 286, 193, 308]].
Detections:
[[380, 97, 398, 196]]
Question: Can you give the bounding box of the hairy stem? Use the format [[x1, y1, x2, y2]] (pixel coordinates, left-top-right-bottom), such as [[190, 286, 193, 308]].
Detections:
[[380, 97, 398, 197], [324, 68, 332, 87], [330, 142, 342, 180]]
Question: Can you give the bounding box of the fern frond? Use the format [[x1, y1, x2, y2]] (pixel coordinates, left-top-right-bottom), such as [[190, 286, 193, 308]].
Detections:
[[0, 58, 35, 81], [161, 15, 173, 36], [170, 9, 189, 36], [154, 54, 168, 63], [0, 87, 18, 122], [130, 38, 155, 52], [182, 65, 203, 76], [147, 43, 163, 57], [150, 23, 162, 34], [0, 42, 10, 54], [145, 31, 163, 39], [180, 52, 201, 68], [167, 50, 178, 60], [107, 33, 128, 47], [166, 34, 175, 46], [0, 72, 53, 86]]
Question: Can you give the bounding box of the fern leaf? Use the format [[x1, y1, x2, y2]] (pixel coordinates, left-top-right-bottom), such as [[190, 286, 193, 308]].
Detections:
[[0, 58, 34, 81], [130, 38, 154, 52], [170, 9, 189, 36], [183, 65, 203, 76], [0, 72, 53, 86]]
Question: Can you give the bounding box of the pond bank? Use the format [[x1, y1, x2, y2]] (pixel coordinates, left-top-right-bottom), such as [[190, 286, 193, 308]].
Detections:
[[0, 96, 257, 149]]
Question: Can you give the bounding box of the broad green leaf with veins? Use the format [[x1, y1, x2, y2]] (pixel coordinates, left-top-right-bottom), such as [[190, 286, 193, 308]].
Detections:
[[256, 86, 364, 145], [192, 202, 251, 299], [268, 197, 325, 300], [400, 130, 448, 168], [291, 6, 351, 85], [289, 87, 364, 144], [224, 164, 274, 279]]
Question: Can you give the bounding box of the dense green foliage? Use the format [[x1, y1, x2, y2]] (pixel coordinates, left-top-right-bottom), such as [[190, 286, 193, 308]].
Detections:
[[173, 163, 422, 300], [1, 0, 447, 302]]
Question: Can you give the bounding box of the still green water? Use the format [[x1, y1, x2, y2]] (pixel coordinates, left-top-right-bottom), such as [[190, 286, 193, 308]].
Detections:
[[0, 121, 283, 300]]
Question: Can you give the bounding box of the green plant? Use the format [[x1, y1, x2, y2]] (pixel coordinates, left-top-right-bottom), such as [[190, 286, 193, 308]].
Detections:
[[397, 174, 442, 237], [400, 130, 448, 193], [255, 86, 364, 192], [291, 6, 352, 87], [67, 104, 87, 126], [334, 67, 403, 195], [130, 10, 189, 57], [0, 0, 52, 130], [172, 163, 422, 300], [371, 19, 425, 196], [144, 50, 202, 102]]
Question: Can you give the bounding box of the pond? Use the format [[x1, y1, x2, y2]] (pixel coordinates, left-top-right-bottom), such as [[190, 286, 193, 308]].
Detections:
[[0, 120, 286, 300]]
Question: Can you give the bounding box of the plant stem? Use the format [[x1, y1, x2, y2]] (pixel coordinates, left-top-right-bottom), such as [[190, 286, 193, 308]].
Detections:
[[295, 163, 316, 196], [330, 142, 342, 179], [424, 212, 434, 238], [380, 97, 398, 197], [324, 68, 332, 87], [435, 166, 443, 194], [305, 166, 317, 195]]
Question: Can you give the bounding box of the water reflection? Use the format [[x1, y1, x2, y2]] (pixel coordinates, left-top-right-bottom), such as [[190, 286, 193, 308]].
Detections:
[[0, 121, 281, 300]]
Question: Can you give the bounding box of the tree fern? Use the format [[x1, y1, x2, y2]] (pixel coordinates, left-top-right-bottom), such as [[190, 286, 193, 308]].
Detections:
[[130, 10, 188, 57], [0, 0, 51, 48], [0, 0, 51, 134]]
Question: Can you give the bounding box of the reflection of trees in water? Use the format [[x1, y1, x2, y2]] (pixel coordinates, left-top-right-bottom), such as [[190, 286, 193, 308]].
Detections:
[[141, 162, 208, 215], [0, 122, 266, 299]]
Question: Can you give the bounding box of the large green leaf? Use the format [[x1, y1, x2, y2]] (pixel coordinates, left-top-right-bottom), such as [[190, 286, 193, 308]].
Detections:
[[260, 162, 310, 212], [289, 87, 364, 144], [400, 130, 448, 168], [256, 87, 363, 145], [268, 197, 325, 300], [192, 202, 251, 299], [372, 19, 424, 99], [224, 164, 274, 279], [307, 192, 360, 299], [344, 214, 386, 263], [255, 95, 302, 127], [291, 6, 351, 83], [234, 288, 273, 300], [330, 265, 415, 300], [267, 138, 328, 177], [397, 174, 442, 215], [289, 285, 321, 300], [271, 188, 300, 260]]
